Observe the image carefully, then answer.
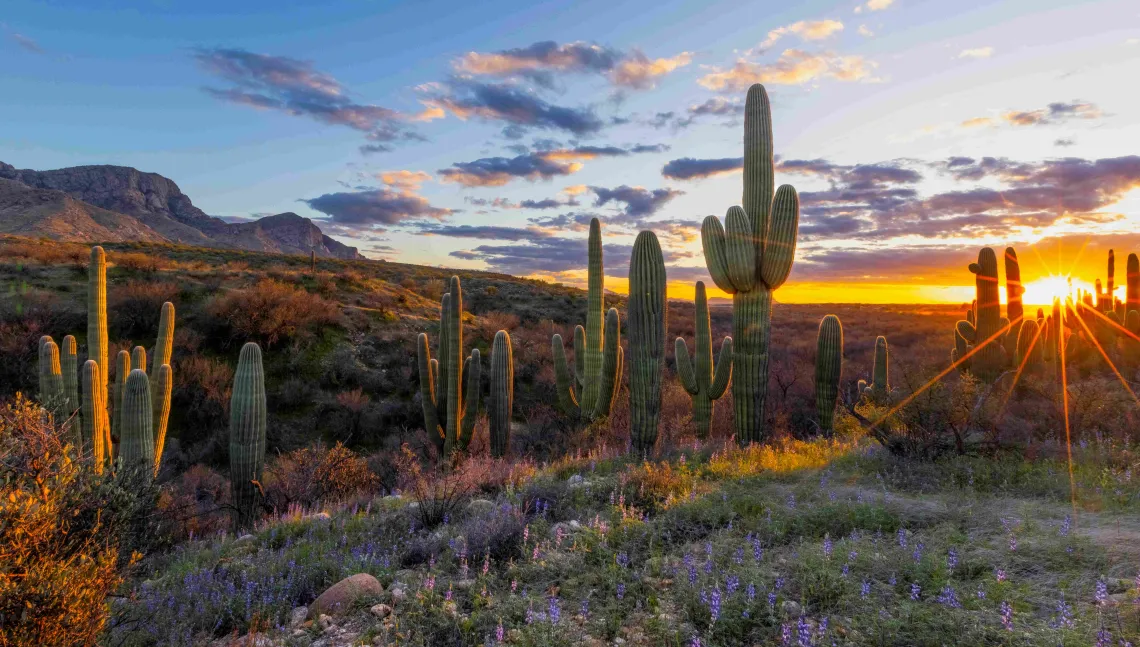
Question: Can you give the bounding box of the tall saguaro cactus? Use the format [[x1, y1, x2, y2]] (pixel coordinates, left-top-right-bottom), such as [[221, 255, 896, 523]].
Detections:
[[416, 276, 481, 459], [152, 364, 173, 475], [701, 83, 800, 444], [1017, 319, 1044, 371], [39, 340, 65, 416], [81, 360, 108, 474], [1107, 249, 1116, 313], [113, 350, 131, 452], [1127, 253, 1139, 314], [488, 330, 513, 458], [954, 248, 1008, 381], [88, 246, 109, 414], [814, 315, 843, 436], [1004, 247, 1024, 325], [675, 281, 732, 438], [61, 335, 81, 437], [551, 218, 623, 422], [119, 369, 154, 473], [230, 342, 267, 531], [628, 231, 666, 454]]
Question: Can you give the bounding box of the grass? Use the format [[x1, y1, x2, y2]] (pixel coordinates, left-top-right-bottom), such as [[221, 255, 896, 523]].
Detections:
[[109, 424, 1140, 646]]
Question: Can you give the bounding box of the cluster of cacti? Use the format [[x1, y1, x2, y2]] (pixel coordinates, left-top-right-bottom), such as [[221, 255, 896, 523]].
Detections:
[[814, 315, 843, 436], [417, 276, 482, 459], [229, 342, 267, 532], [488, 330, 513, 458], [551, 218, 623, 423], [33, 245, 176, 475], [701, 83, 800, 445], [675, 281, 732, 438], [952, 248, 1011, 381], [628, 231, 667, 454], [858, 336, 893, 404]]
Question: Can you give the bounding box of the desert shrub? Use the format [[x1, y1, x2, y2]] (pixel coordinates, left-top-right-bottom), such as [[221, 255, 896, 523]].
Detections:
[[0, 396, 166, 646], [157, 464, 230, 541], [460, 501, 526, 562], [0, 290, 84, 399], [262, 443, 378, 512], [395, 445, 477, 528], [172, 355, 233, 458], [110, 280, 180, 339], [206, 278, 340, 347], [113, 251, 160, 273]]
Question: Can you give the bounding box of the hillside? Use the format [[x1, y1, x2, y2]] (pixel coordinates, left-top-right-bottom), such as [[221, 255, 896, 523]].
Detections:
[[0, 161, 360, 259]]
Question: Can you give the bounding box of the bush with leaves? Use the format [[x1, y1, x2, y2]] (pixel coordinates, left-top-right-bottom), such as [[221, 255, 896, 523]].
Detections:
[[262, 442, 378, 513]]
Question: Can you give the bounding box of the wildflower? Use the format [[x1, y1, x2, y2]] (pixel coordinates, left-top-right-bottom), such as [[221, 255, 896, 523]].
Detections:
[[425, 574, 436, 592], [995, 568, 1007, 583], [787, 494, 797, 510], [823, 534, 833, 559], [734, 546, 744, 565], [532, 544, 540, 561], [709, 587, 722, 623], [1008, 535, 1017, 552], [781, 623, 792, 645], [889, 573, 897, 586], [999, 601, 1013, 631], [1059, 515, 1071, 537], [977, 588, 986, 599], [775, 576, 786, 590], [496, 620, 504, 643], [523, 524, 529, 545], [617, 552, 629, 569], [1096, 579, 1108, 605], [768, 592, 777, 609], [726, 574, 740, 595], [690, 635, 701, 647], [936, 586, 961, 608], [511, 579, 517, 594], [797, 616, 812, 646], [947, 548, 958, 570], [580, 598, 589, 618], [446, 585, 453, 601], [1095, 628, 1112, 647], [860, 580, 871, 599], [912, 542, 924, 563], [841, 563, 849, 577], [616, 582, 625, 600], [1050, 596, 1075, 629], [548, 595, 561, 624], [483, 552, 490, 577], [910, 583, 921, 601], [897, 528, 907, 548], [753, 538, 764, 563], [747, 582, 756, 602]]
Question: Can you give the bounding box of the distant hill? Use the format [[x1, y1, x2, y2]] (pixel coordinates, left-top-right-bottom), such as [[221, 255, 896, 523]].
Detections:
[[0, 161, 359, 259]]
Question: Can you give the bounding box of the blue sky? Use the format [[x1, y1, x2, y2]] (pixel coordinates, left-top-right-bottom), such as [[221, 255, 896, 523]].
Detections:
[[3, 0, 1140, 302]]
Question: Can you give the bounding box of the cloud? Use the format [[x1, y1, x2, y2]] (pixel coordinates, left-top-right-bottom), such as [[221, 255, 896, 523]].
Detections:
[[959, 101, 1103, 130], [957, 46, 994, 59], [757, 20, 844, 51], [422, 80, 604, 136], [193, 48, 426, 152], [416, 224, 554, 241], [654, 96, 745, 130], [960, 117, 993, 128], [858, 24, 874, 37], [7, 31, 44, 54], [590, 185, 684, 218], [662, 157, 744, 180], [699, 49, 878, 91], [438, 143, 666, 187], [1055, 138, 1075, 147], [854, 0, 894, 13], [303, 170, 452, 226], [453, 40, 691, 89]]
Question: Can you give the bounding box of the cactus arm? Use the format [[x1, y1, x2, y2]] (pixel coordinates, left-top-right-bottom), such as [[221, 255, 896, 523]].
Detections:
[[581, 218, 604, 414], [489, 331, 513, 458], [552, 334, 580, 415], [592, 307, 622, 419], [131, 346, 147, 376], [88, 247, 108, 425], [113, 350, 130, 448], [40, 340, 65, 417], [152, 364, 172, 476], [435, 293, 451, 420], [61, 335, 81, 438], [229, 342, 266, 531], [628, 231, 667, 454], [759, 185, 800, 290], [709, 337, 733, 400], [459, 349, 480, 451], [81, 360, 108, 474], [153, 302, 175, 374], [814, 315, 843, 436], [119, 368, 154, 473], [701, 216, 736, 295], [724, 207, 756, 292], [956, 320, 977, 342], [743, 83, 774, 245], [1004, 247, 1024, 324], [443, 277, 463, 458], [676, 338, 698, 395], [416, 333, 443, 449]]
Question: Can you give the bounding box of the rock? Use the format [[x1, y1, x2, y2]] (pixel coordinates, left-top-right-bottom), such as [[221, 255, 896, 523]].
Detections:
[[290, 606, 309, 628], [305, 512, 331, 522], [370, 603, 392, 618], [291, 628, 307, 638], [309, 574, 384, 618], [466, 498, 496, 517], [388, 585, 408, 605], [317, 614, 333, 630], [453, 579, 475, 591], [567, 474, 584, 486], [781, 600, 802, 616], [551, 521, 584, 538], [234, 534, 256, 545]]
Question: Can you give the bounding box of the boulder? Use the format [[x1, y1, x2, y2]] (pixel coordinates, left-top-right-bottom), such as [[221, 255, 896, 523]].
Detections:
[[308, 574, 384, 618]]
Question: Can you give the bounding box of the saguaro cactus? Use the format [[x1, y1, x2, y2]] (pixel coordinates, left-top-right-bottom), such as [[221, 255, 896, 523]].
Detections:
[[675, 281, 732, 438], [551, 218, 623, 422], [81, 360, 108, 474], [1004, 247, 1024, 325], [113, 349, 131, 447], [416, 276, 481, 458], [628, 231, 666, 454], [859, 336, 892, 403], [1107, 249, 1116, 313], [88, 246, 109, 414], [39, 340, 65, 416], [152, 364, 173, 475], [61, 335, 81, 437], [488, 330, 513, 458], [1128, 253, 1140, 314], [152, 302, 175, 376], [954, 248, 1008, 381], [814, 315, 843, 436], [701, 83, 799, 445], [230, 342, 267, 531], [119, 369, 154, 473], [131, 346, 147, 375], [1017, 318, 1044, 370]]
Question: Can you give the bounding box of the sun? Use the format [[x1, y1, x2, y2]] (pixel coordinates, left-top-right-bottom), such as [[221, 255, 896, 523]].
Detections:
[[1023, 274, 1091, 305]]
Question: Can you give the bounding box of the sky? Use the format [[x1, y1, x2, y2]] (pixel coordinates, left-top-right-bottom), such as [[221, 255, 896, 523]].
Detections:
[[2, 0, 1140, 304]]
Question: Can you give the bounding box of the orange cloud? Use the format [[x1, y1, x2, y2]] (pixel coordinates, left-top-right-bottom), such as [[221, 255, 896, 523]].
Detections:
[[957, 46, 994, 59], [610, 51, 692, 89], [757, 20, 844, 50], [960, 116, 994, 128], [699, 49, 878, 91], [377, 170, 431, 190], [854, 0, 894, 13]]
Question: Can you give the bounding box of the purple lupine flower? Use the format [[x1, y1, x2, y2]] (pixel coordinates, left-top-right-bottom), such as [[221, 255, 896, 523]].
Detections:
[[690, 635, 701, 647], [910, 583, 921, 601], [446, 585, 453, 601], [726, 574, 739, 595], [768, 592, 777, 609], [734, 546, 744, 565], [797, 616, 812, 646], [912, 542, 924, 563], [823, 534, 833, 559], [753, 538, 763, 563], [889, 573, 897, 586], [841, 563, 849, 577], [781, 623, 792, 645], [860, 580, 871, 599], [496, 621, 504, 643], [1095, 628, 1113, 647], [995, 568, 1007, 583], [617, 552, 629, 568], [937, 586, 961, 608], [1050, 596, 1075, 629], [1008, 535, 1017, 552], [616, 582, 625, 600], [747, 582, 756, 602], [947, 548, 958, 570], [1096, 579, 1108, 605], [999, 601, 1013, 631], [897, 529, 907, 548], [709, 587, 722, 623], [776, 576, 786, 590], [977, 588, 986, 599], [1059, 515, 1071, 537], [580, 598, 589, 618], [787, 494, 797, 510], [548, 595, 561, 624]]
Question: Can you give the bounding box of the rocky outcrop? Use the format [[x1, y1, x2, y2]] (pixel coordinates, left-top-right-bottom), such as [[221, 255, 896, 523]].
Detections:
[[0, 161, 360, 259]]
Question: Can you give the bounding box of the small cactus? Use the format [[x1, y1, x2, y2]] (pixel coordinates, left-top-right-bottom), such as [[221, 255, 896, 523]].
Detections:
[[1127, 253, 1139, 313], [862, 336, 892, 403], [119, 369, 154, 474], [81, 360, 108, 474], [629, 231, 667, 455], [230, 342, 267, 531], [814, 315, 843, 436], [954, 248, 1008, 381], [39, 339, 65, 417], [1016, 319, 1044, 371], [488, 330, 513, 458], [676, 282, 732, 438]]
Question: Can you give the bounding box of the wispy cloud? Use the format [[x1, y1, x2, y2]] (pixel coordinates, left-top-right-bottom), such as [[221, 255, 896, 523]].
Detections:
[[857, 24, 875, 37], [699, 49, 878, 91], [854, 0, 894, 13], [661, 157, 744, 179], [957, 46, 994, 59], [302, 170, 452, 226], [959, 100, 1103, 129], [590, 185, 684, 219], [420, 79, 605, 137], [453, 40, 691, 90], [438, 143, 667, 187], [756, 20, 845, 51], [193, 48, 428, 153]]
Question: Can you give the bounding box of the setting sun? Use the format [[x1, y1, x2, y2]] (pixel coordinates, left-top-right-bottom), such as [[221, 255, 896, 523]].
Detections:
[[1022, 275, 1097, 305]]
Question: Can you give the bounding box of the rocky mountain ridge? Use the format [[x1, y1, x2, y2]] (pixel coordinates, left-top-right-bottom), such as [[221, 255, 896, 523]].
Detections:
[[0, 161, 359, 259]]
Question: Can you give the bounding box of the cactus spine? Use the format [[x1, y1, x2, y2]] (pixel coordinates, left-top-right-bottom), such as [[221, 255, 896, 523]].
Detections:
[[119, 369, 154, 473], [675, 281, 732, 438], [701, 83, 799, 445], [628, 231, 666, 454], [955, 248, 1008, 381], [814, 315, 843, 436], [230, 342, 266, 531], [81, 360, 108, 474], [61, 335, 81, 437], [488, 330, 513, 458], [152, 364, 173, 475], [551, 218, 623, 422], [416, 277, 481, 459]]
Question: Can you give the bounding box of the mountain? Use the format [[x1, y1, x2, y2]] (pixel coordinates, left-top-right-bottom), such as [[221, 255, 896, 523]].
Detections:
[[0, 161, 359, 259]]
